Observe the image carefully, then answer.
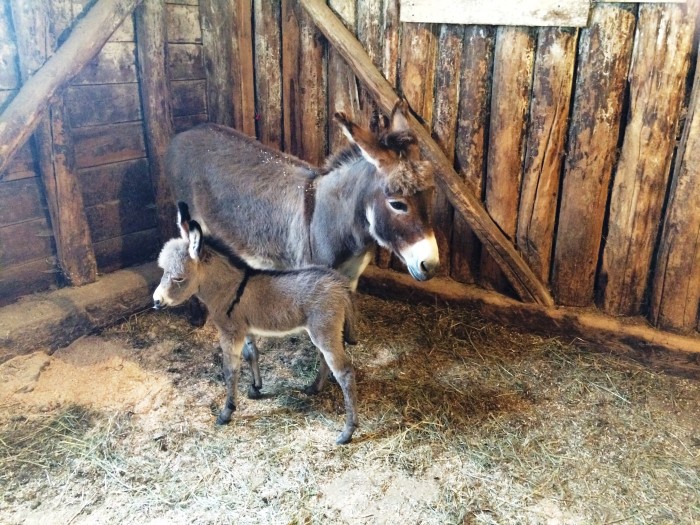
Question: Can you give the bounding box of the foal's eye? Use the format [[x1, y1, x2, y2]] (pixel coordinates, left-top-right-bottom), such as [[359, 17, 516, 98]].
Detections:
[[388, 200, 408, 213], [172, 277, 186, 283]]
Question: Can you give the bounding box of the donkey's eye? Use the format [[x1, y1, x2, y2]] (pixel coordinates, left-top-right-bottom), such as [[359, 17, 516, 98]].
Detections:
[[172, 277, 186, 283], [388, 200, 408, 213]]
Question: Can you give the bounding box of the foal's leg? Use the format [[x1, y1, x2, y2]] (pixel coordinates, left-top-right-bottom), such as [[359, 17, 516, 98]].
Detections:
[[216, 333, 245, 425], [243, 336, 263, 399], [303, 351, 330, 395]]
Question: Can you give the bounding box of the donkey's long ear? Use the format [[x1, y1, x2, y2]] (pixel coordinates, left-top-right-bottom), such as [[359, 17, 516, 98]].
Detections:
[[390, 99, 411, 133], [177, 202, 191, 240], [187, 220, 203, 261], [334, 112, 392, 169]]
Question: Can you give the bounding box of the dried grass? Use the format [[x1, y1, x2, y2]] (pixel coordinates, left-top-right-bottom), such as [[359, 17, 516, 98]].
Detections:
[[0, 294, 698, 524]]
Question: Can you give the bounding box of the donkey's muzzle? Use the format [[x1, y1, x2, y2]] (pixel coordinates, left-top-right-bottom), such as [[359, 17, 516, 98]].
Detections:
[[153, 299, 164, 310]]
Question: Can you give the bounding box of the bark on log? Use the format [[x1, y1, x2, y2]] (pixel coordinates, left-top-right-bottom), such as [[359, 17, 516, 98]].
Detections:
[[517, 27, 577, 284], [451, 26, 494, 284], [231, 0, 256, 136], [253, 0, 282, 148], [600, 3, 696, 316], [0, 0, 143, 174], [480, 26, 535, 292], [552, 4, 636, 306], [300, 0, 554, 306], [199, 0, 234, 127], [135, 0, 176, 242], [10, 0, 97, 286], [650, 47, 700, 333]]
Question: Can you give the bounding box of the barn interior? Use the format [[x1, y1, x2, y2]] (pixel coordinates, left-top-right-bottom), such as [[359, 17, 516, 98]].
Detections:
[[0, 0, 699, 523]]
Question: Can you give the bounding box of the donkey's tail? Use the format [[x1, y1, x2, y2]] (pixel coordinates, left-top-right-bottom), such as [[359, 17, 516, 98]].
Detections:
[[343, 296, 358, 346]]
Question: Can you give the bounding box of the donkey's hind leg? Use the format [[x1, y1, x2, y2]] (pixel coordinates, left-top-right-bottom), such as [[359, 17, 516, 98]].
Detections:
[[243, 336, 263, 399], [217, 333, 245, 425]]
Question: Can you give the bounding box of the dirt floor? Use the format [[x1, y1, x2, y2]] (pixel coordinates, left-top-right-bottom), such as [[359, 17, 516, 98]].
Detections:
[[0, 294, 698, 524]]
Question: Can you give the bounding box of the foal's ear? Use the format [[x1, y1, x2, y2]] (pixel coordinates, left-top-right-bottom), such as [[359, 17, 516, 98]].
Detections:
[[389, 99, 420, 160], [177, 202, 191, 240], [187, 220, 203, 261], [334, 112, 392, 169]]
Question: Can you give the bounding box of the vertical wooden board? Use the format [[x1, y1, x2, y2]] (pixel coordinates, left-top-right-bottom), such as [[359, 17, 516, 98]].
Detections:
[[357, 0, 383, 130], [552, 4, 637, 307], [253, 0, 283, 149], [231, 0, 256, 136], [282, 0, 302, 156], [600, 2, 696, 316], [199, 0, 234, 126], [328, 0, 360, 151], [650, 50, 700, 333], [0, 2, 20, 90], [480, 26, 535, 292], [297, 4, 327, 164], [517, 27, 577, 284], [451, 26, 494, 284], [431, 24, 463, 277]]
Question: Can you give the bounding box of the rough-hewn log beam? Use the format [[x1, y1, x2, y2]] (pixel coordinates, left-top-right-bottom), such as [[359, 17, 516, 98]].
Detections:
[[0, 0, 143, 174], [300, 0, 554, 306]]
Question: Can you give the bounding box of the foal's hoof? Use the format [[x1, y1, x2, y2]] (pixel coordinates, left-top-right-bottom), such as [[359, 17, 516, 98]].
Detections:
[[247, 385, 263, 400], [215, 414, 231, 425], [336, 429, 354, 445]]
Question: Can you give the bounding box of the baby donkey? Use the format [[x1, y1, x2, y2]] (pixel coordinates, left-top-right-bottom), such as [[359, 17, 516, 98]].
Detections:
[[153, 203, 358, 444]]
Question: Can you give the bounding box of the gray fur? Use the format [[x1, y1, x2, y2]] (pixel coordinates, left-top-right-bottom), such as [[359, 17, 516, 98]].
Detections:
[[153, 217, 358, 445]]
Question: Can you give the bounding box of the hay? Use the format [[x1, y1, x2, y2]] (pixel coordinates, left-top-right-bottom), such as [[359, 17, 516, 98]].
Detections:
[[0, 294, 698, 524]]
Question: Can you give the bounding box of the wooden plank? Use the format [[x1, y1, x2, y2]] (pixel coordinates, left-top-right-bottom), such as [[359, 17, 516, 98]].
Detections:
[[480, 26, 535, 292], [650, 49, 700, 332], [135, 0, 177, 242], [93, 228, 160, 273], [600, 3, 696, 316], [173, 113, 208, 132], [65, 83, 142, 128], [431, 24, 463, 277], [359, 266, 700, 359], [400, 0, 591, 27], [328, 0, 360, 151], [199, 0, 234, 126], [73, 121, 146, 168], [282, 0, 302, 156], [0, 3, 20, 90], [11, 0, 97, 286], [551, 4, 636, 307], [0, 258, 58, 308], [170, 79, 207, 117], [1, 141, 34, 179], [0, 219, 55, 268], [85, 199, 157, 243], [253, 0, 283, 148], [231, 0, 256, 136], [451, 27, 494, 284], [72, 0, 136, 41], [165, 3, 201, 43], [71, 42, 138, 84], [78, 158, 153, 207], [357, 0, 383, 132], [517, 28, 577, 284], [0, 0, 144, 174], [167, 43, 205, 80], [0, 177, 45, 226], [300, 0, 554, 306]]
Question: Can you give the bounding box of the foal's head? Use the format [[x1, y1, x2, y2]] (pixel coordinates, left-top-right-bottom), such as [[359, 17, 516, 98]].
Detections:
[[333, 100, 439, 280]]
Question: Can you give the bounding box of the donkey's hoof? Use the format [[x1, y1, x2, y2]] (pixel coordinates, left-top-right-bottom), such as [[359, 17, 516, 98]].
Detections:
[[215, 414, 230, 425], [336, 430, 354, 445], [247, 385, 263, 400]]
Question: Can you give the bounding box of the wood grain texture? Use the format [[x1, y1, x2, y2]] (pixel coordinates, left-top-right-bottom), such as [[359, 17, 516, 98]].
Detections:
[[650, 49, 700, 333], [135, 0, 177, 242], [170, 79, 207, 117], [199, 0, 234, 126], [451, 26, 494, 284], [517, 27, 577, 284], [165, 3, 201, 43], [71, 42, 138, 84], [167, 43, 205, 80], [254, 0, 283, 148], [400, 0, 590, 27], [552, 4, 636, 307], [0, 258, 58, 308], [282, 0, 302, 156], [73, 121, 146, 168], [480, 26, 535, 292], [65, 83, 142, 128], [231, 0, 256, 136], [0, 3, 20, 90], [600, 2, 696, 316], [300, 0, 554, 305]]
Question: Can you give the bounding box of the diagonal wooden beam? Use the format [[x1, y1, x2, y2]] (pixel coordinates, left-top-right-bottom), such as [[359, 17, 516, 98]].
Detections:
[[0, 0, 143, 175], [300, 0, 554, 306]]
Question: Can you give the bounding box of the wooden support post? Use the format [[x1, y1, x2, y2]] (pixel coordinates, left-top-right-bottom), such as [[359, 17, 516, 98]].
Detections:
[[0, 0, 143, 174], [134, 0, 176, 243], [600, 3, 696, 316], [10, 0, 97, 286], [231, 0, 256, 136], [253, 0, 282, 148], [282, 0, 302, 156], [451, 26, 494, 284], [300, 0, 554, 306], [551, 4, 636, 306], [517, 28, 577, 284], [199, 0, 235, 127], [480, 27, 535, 292], [650, 48, 700, 333]]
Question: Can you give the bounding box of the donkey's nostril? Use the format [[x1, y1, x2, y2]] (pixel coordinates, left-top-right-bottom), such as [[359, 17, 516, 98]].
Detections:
[[153, 299, 162, 310], [420, 260, 438, 276]]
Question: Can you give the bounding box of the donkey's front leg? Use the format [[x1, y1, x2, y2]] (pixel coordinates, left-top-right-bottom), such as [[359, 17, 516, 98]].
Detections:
[[243, 336, 263, 399], [216, 333, 245, 425]]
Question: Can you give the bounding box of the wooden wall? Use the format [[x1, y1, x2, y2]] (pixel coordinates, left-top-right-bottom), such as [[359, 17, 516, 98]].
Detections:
[[1, 0, 699, 339]]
